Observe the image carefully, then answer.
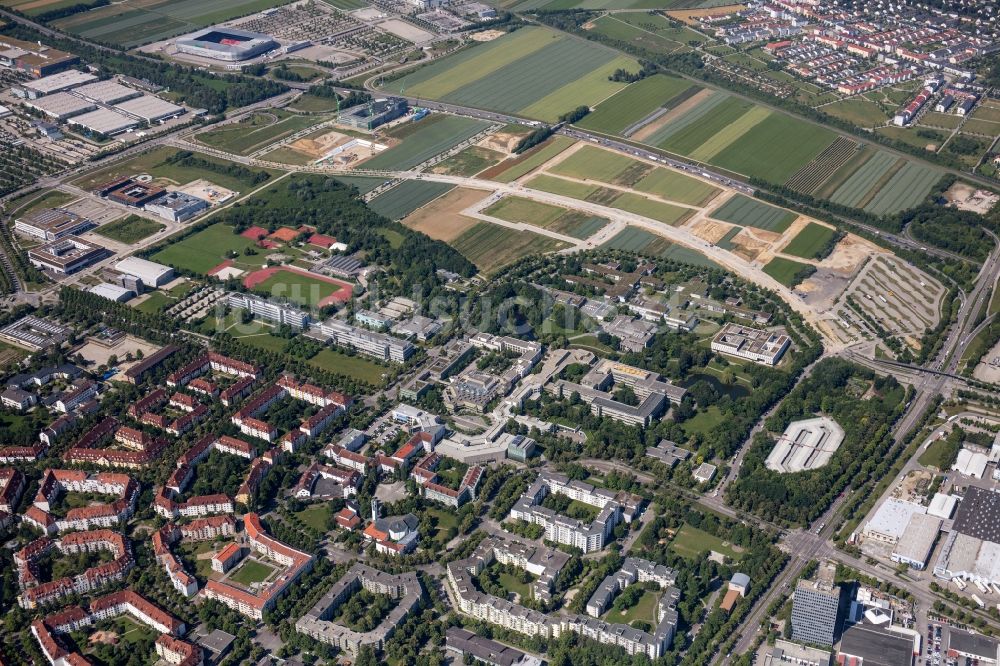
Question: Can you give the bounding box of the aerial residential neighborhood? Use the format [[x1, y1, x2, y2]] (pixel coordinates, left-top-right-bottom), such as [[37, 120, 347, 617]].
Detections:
[[0, 0, 999, 664]]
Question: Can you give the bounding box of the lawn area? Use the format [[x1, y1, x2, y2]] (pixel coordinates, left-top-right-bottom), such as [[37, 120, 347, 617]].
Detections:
[[93, 215, 165, 244], [294, 503, 333, 532], [489, 136, 575, 183], [133, 291, 173, 314], [364, 114, 490, 170], [781, 222, 838, 259], [0, 341, 29, 369], [149, 223, 258, 274], [195, 110, 322, 156], [73, 145, 274, 193], [229, 559, 276, 586], [601, 588, 659, 628], [681, 405, 724, 436], [308, 348, 389, 384], [709, 194, 796, 232], [289, 94, 343, 113], [7, 189, 75, 217], [918, 436, 960, 470], [670, 523, 740, 560], [231, 331, 289, 354], [763, 256, 814, 287], [823, 97, 889, 128], [101, 616, 157, 645]]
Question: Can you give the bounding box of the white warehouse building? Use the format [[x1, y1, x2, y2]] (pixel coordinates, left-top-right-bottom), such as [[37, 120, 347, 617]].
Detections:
[[114, 256, 175, 288]]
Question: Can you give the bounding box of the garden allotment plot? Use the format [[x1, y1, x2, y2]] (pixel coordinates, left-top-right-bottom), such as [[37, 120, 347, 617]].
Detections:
[[386, 27, 636, 123]]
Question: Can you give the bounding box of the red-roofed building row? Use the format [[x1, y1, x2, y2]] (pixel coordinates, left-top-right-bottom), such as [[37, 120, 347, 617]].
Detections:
[[154, 516, 236, 597], [17, 530, 133, 609], [167, 351, 258, 388], [0, 467, 25, 513], [0, 443, 46, 463], [29, 469, 138, 534], [64, 419, 168, 469], [202, 513, 313, 620]]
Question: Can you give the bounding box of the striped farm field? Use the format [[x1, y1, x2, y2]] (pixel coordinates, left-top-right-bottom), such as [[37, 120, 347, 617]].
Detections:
[[386, 27, 636, 122], [450, 223, 570, 275], [368, 181, 454, 220], [688, 106, 771, 162], [485, 196, 608, 239], [828, 152, 898, 208], [708, 112, 837, 183], [709, 195, 796, 232], [643, 90, 730, 146], [363, 115, 489, 170], [602, 227, 673, 256], [785, 137, 860, 194], [657, 96, 754, 156], [577, 74, 693, 134], [862, 162, 941, 215], [487, 136, 575, 183]]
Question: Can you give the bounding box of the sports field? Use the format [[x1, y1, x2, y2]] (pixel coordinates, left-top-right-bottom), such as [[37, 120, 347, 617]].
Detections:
[[449, 223, 570, 274], [244, 267, 353, 308], [50, 0, 291, 47], [368, 181, 454, 220], [763, 257, 813, 287], [781, 222, 838, 260], [577, 73, 693, 134], [709, 195, 796, 232], [149, 224, 258, 274], [385, 27, 637, 123], [363, 115, 489, 170]]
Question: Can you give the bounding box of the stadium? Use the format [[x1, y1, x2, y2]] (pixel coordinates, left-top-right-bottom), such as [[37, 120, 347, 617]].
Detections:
[[175, 27, 277, 62]]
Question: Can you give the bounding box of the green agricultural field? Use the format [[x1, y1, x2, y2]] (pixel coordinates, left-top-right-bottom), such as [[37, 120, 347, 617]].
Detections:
[[51, 0, 292, 47], [717, 225, 742, 250], [763, 257, 813, 287], [862, 162, 940, 215], [709, 112, 837, 183], [602, 226, 673, 257], [491, 136, 575, 183], [94, 215, 166, 244], [149, 223, 257, 274], [829, 151, 897, 208], [485, 197, 566, 227], [611, 192, 691, 225], [385, 27, 636, 123], [368, 180, 454, 220], [658, 96, 755, 156], [781, 222, 838, 260], [308, 348, 388, 384], [587, 15, 690, 56], [577, 73, 692, 134], [432, 145, 504, 176], [525, 174, 601, 199], [709, 195, 796, 232], [450, 223, 570, 275], [364, 115, 489, 170], [229, 559, 276, 586], [643, 90, 729, 147], [320, 0, 366, 8], [633, 167, 720, 206], [334, 176, 383, 195], [549, 145, 634, 182], [689, 106, 771, 163], [195, 111, 322, 156]]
